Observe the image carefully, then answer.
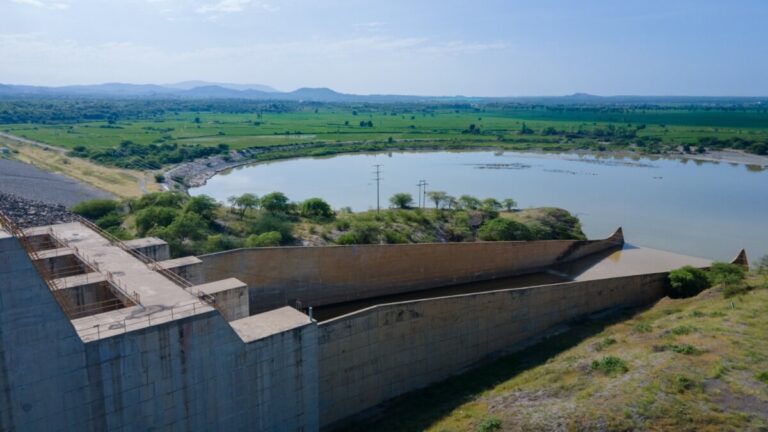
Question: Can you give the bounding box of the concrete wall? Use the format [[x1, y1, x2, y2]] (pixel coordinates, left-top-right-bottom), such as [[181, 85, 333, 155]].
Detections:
[[0, 233, 319, 432], [200, 229, 623, 314], [317, 270, 667, 427]]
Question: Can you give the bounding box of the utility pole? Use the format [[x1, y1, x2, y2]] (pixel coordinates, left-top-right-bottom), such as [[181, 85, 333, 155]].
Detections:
[[416, 180, 423, 208], [373, 164, 383, 214], [417, 180, 428, 209]]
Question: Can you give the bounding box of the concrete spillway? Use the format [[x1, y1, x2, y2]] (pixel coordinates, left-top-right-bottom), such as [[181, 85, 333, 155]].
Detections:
[[1, 218, 729, 431]]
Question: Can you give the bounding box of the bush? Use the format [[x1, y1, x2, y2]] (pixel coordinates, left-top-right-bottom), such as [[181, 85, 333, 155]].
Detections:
[[135, 207, 178, 235], [95, 213, 122, 230], [757, 371, 768, 384], [757, 255, 768, 275], [201, 234, 243, 253], [477, 417, 502, 432], [590, 356, 629, 375], [245, 231, 282, 247], [299, 198, 334, 219], [668, 266, 710, 298], [673, 375, 698, 393], [134, 192, 187, 210], [594, 337, 617, 351], [71, 199, 119, 220], [248, 213, 293, 239], [477, 218, 533, 241], [708, 262, 745, 285], [634, 322, 652, 333], [670, 325, 695, 335]]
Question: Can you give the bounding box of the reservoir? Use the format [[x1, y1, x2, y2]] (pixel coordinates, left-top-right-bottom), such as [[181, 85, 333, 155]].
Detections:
[[191, 151, 768, 261]]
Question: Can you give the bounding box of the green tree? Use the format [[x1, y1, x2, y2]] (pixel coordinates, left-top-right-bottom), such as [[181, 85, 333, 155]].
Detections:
[[502, 198, 518, 211], [166, 212, 208, 241], [457, 195, 481, 210], [71, 199, 119, 220], [299, 198, 334, 219], [260, 192, 290, 214], [481, 198, 502, 212], [134, 207, 178, 235], [389, 193, 414, 209], [477, 218, 533, 241], [184, 195, 219, 221], [234, 193, 259, 218], [426, 191, 448, 209]]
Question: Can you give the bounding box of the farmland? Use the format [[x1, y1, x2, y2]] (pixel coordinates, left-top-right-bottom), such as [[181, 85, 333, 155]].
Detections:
[[2, 100, 767, 171]]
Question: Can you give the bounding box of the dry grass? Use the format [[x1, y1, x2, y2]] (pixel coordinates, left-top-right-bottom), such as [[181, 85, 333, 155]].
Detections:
[[2, 136, 160, 198]]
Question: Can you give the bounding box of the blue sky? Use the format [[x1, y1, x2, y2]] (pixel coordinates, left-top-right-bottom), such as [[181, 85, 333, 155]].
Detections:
[[1, 0, 767, 96]]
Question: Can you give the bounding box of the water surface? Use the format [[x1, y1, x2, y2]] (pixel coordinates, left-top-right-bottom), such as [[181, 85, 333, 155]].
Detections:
[[192, 151, 768, 261]]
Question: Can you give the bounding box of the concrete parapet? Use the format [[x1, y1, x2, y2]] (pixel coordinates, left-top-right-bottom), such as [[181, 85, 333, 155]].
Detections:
[[317, 271, 668, 427], [122, 237, 170, 261], [199, 229, 625, 314], [157, 255, 204, 284], [193, 278, 250, 321]]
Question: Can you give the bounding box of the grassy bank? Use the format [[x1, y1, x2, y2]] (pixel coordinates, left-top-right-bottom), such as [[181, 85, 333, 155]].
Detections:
[[338, 274, 768, 432], [0, 135, 160, 198]]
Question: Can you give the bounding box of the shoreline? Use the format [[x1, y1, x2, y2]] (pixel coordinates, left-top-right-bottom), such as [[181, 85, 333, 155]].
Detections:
[[174, 145, 768, 193]]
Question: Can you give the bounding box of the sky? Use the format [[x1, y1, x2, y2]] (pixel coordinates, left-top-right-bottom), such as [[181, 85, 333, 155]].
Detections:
[[1, 0, 767, 96]]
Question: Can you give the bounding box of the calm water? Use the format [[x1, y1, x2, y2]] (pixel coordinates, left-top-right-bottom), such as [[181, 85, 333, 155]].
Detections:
[[191, 151, 768, 261]]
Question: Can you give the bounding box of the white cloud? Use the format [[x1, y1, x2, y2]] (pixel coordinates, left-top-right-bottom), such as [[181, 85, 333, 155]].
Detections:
[[195, 0, 276, 14], [10, 0, 70, 9]]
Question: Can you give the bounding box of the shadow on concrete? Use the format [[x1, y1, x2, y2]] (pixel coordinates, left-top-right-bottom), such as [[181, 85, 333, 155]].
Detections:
[[332, 305, 650, 432]]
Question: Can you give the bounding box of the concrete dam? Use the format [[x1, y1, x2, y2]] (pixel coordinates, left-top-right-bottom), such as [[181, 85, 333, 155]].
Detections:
[[1, 214, 732, 431]]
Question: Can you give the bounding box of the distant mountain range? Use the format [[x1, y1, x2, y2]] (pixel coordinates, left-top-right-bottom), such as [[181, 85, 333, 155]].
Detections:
[[0, 82, 765, 105]]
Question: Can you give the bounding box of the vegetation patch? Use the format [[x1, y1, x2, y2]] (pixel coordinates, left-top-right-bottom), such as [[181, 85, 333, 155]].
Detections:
[[590, 356, 629, 375]]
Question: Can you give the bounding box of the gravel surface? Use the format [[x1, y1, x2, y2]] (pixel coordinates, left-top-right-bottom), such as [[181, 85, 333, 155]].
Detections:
[[0, 158, 111, 207], [0, 191, 77, 228]]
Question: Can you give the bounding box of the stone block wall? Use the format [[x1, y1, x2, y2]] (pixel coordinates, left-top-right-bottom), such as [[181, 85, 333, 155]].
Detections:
[[317, 270, 667, 427]]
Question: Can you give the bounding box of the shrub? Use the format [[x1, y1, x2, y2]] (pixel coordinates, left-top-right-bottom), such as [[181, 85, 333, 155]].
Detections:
[[245, 231, 282, 247], [299, 198, 334, 219], [595, 337, 617, 351], [477, 417, 502, 432], [634, 322, 652, 333], [670, 325, 695, 335], [590, 356, 629, 375], [757, 371, 768, 384], [673, 375, 698, 393], [71, 199, 119, 220], [337, 221, 383, 244], [756, 255, 768, 275], [95, 213, 122, 230], [478, 218, 533, 241], [708, 262, 745, 285], [135, 192, 187, 210], [134, 207, 178, 235], [668, 266, 710, 298], [384, 230, 407, 244], [723, 283, 751, 298], [248, 213, 293, 239], [662, 343, 700, 355], [202, 234, 243, 253]]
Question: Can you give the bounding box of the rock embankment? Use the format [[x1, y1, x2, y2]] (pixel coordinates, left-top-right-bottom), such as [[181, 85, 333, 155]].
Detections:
[[0, 192, 76, 228]]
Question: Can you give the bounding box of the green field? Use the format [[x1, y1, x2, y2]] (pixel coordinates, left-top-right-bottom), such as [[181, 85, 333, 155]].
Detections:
[[2, 102, 768, 170]]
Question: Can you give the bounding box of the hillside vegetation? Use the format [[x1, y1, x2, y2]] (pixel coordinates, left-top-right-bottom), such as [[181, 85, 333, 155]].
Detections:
[[71, 191, 585, 258], [338, 272, 768, 432]]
